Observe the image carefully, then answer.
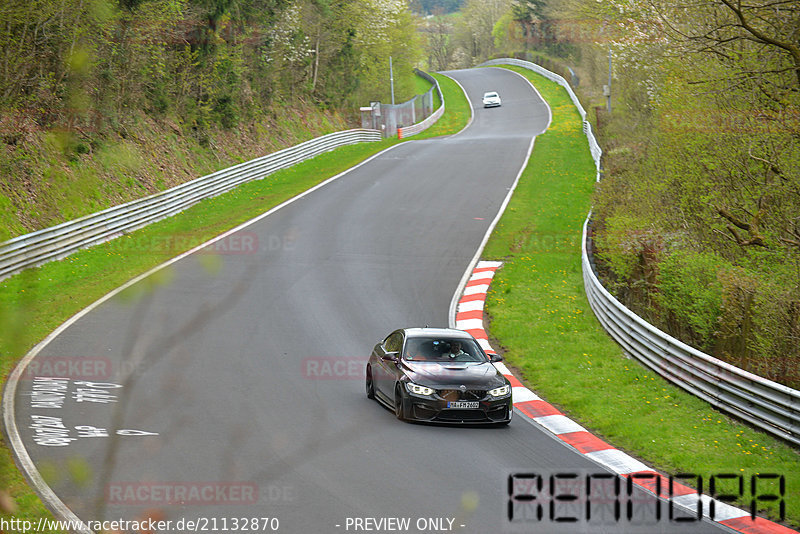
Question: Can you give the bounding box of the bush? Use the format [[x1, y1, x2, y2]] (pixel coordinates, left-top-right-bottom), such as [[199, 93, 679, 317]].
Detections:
[[750, 281, 800, 387], [656, 250, 732, 351], [594, 214, 664, 310]]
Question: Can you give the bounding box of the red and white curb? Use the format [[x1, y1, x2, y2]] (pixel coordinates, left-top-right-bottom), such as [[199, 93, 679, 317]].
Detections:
[[455, 260, 796, 534]]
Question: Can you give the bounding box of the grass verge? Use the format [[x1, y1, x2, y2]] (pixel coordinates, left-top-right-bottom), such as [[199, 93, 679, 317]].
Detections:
[[483, 64, 799, 527], [0, 73, 470, 531]]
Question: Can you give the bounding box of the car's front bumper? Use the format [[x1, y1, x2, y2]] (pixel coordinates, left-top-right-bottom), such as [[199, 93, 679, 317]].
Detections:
[[400, 394, 512, 424]]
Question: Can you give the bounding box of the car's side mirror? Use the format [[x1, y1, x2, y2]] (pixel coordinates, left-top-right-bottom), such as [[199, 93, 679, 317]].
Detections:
[[490, 354, 503, 363], [381, 351, 400, 363]]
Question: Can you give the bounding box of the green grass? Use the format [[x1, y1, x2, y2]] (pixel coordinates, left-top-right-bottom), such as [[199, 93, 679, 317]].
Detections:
[[483, 64, 799, 527], [0, 72, 471, 531], [413, 72, 434, 96]]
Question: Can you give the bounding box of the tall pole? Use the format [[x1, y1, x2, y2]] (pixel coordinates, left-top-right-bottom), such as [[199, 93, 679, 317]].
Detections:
[[390, 56, 395, 105], [607, 47, 612, 113]]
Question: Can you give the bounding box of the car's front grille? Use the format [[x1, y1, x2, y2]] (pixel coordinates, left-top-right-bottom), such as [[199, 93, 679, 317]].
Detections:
[[436, 410, 488, 422], [438, 390, 459, 401], [437, 389, 486, 401]]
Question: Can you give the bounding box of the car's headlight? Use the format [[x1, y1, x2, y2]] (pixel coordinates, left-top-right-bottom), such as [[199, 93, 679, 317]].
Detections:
[[406, 382, 435, 396], [488, 384, 510, 397]]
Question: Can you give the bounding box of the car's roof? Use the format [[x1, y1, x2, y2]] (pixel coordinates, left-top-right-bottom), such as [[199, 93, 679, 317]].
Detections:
[[403, 327, 474, 339]]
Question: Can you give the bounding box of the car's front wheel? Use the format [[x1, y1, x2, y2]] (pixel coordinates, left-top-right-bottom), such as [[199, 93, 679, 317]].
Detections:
[[365, 366, 375, 399], [394, 385, 407, 421]]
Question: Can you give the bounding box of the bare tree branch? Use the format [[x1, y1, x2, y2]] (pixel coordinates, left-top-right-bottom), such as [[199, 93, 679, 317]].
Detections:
[[718, 206, 769, 247]]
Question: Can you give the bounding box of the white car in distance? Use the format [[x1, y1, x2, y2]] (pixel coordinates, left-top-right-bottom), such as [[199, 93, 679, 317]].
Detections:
[[482, 91, 501, 108]]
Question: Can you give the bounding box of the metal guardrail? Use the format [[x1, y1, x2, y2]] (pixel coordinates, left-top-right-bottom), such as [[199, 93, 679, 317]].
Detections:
[[398, 70, 445, 139], [486, 58, 800, 447], [368, 69, 440, 138], [0, 128, 381, 281], [583, 218, 800, 446]]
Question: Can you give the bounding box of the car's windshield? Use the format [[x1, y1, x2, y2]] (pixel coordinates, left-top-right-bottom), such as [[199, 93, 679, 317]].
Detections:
[[403, 337, 488, 363], [485, 92, 498, 98]]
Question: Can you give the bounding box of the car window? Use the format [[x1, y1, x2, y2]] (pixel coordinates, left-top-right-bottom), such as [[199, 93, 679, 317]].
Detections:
[[403, 338, 487, 362], [384, 332, 403, 353]]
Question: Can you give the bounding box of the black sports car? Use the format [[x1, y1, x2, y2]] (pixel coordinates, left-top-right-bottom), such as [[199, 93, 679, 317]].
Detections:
[[365, 327, 512, 425]]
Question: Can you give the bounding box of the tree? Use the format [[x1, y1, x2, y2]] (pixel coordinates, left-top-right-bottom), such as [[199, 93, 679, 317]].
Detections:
[[569, 0, 800, 383], [660, 0, 800, 94], [453, 0, 511, 65], [341, 0, 422, 103], [424, 10, 453, 71], [510, 0, 546, 52]]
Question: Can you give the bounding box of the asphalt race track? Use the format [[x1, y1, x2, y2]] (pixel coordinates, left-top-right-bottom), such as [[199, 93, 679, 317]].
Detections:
[[6, 68, 727, 533]]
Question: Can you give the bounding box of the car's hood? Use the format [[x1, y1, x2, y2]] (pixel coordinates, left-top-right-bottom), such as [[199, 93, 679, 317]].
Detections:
[[401, 361, 506, 388]]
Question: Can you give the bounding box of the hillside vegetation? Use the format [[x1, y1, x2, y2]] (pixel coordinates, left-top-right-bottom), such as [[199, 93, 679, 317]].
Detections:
[[0, 0, 422, 240], [424, 0, 800, 389]]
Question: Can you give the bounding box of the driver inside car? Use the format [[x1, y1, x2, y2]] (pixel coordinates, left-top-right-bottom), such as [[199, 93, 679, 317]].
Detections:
[[445, 341, 468, 360]]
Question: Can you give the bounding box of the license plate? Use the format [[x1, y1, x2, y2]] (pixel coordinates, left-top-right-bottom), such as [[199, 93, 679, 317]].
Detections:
[[447, 401, 479, 409]]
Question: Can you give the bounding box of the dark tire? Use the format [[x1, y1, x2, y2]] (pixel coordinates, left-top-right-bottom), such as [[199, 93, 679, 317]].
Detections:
[[394, 385, 406, 421], [365, 366, 375, 399]]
